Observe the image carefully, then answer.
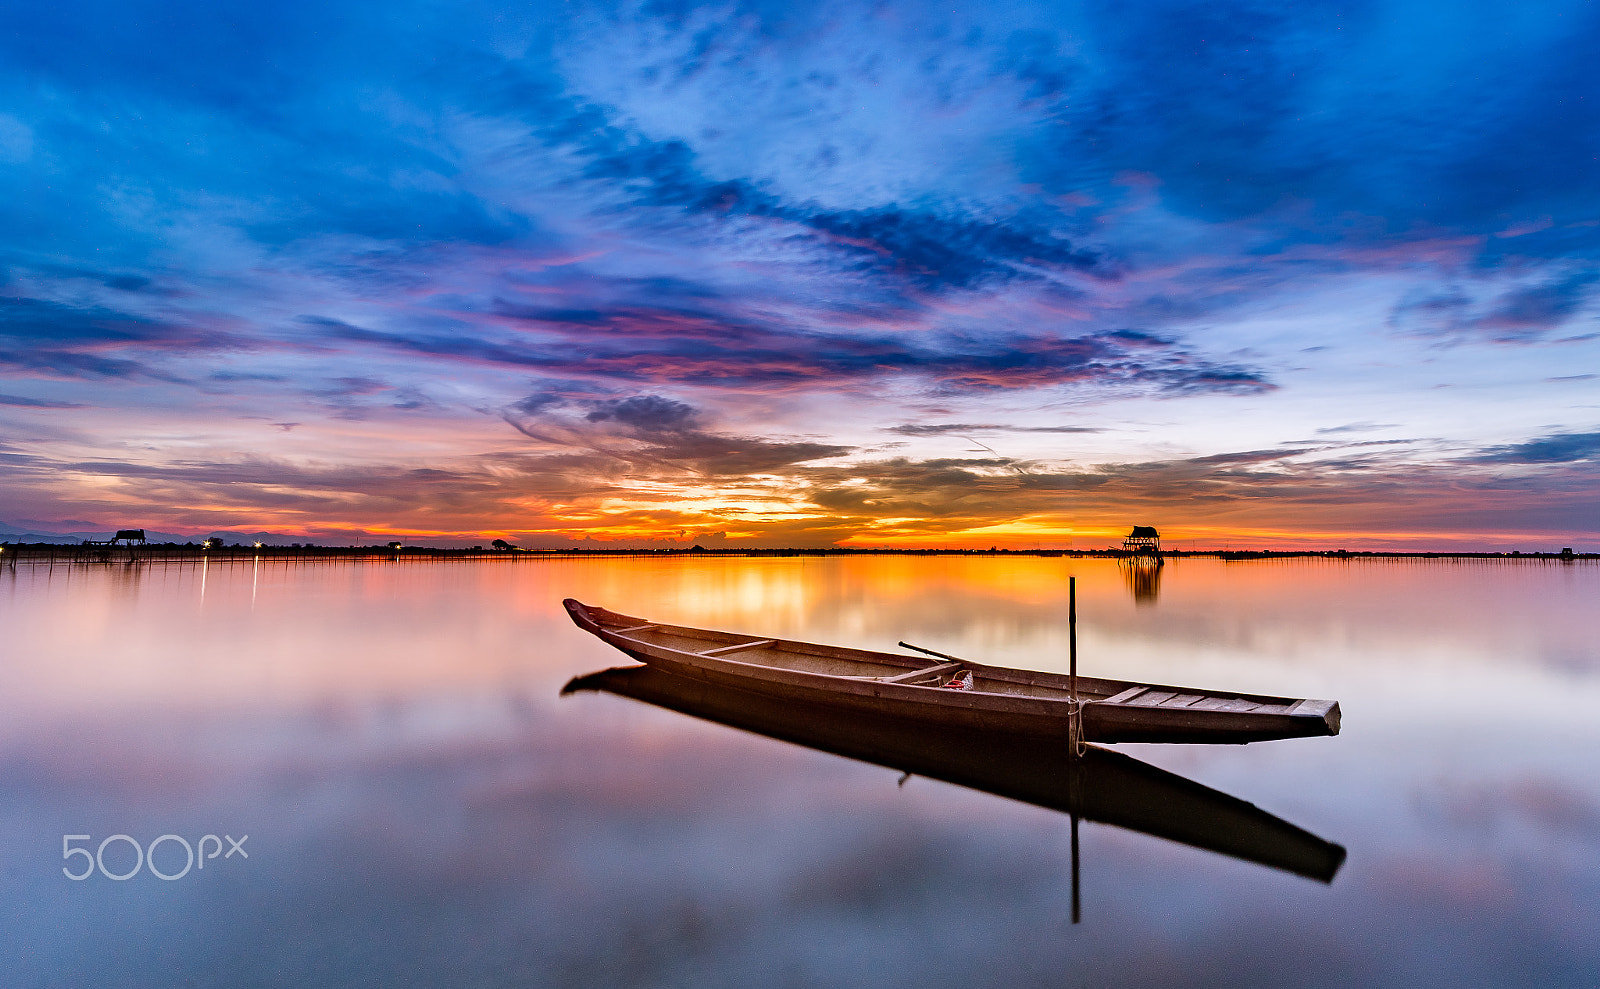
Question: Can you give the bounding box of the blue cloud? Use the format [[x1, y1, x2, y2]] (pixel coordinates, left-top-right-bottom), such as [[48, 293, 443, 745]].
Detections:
[[328, 307, 1271, 395], [0, 393, 83, 408], [1, 296, 171, 346], [1475, 432, 1600, 464], [0, 296, 234, 380], [1476, 272, 1599, 337], [574, 130, 1104, 291], [585, 395, 700, 433], [888, 423, 1102, 436]]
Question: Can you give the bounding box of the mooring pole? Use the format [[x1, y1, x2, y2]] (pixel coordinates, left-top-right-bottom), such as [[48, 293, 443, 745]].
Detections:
[[1068, 576, 1080, 753], [1069, 576, 1078, 692]]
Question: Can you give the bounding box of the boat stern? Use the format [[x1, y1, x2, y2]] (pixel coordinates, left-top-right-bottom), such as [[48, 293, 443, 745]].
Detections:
[[1290, 698, 1341, 736]]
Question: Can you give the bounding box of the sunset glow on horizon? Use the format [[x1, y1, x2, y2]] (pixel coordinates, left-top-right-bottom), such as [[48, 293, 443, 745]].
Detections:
[[3, 1, 1597, 550]]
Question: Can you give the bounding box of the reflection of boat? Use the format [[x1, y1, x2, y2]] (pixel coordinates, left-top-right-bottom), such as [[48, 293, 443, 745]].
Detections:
[[562, 664, 1346, 884], [564, 599, 1340, 745]]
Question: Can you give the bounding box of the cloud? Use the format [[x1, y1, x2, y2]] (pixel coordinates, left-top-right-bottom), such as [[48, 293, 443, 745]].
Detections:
[[1473, 431, 1600, 464], [1474, 272, 1599, 339], [0, 113, 32, 163], [579, 132, 1108, 292], [790, 442, 1600, 544], [1315, 422, 1400, 435], [1, 296, 176, 347], [1388, 270, 1600, 342], [585, 395, 699, 433], [509, 391, 567, 416], [0, 295, 237, 381], [328, 311, 1273, 397], [506, 392, 852, 477], [4, 427, 1595, 548], [0, 393, 84, 409], [887, 423, 1103, 436], [0, 348, 179, 381], [211, 371, 289, 383]]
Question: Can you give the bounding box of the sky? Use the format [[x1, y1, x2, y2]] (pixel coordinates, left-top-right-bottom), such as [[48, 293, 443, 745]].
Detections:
[[1, 0, 1597, 549]]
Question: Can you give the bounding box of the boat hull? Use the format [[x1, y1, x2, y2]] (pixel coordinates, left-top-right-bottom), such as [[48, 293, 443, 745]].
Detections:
[[566, 599, 1340, 745], [607, 643, 1332, 743]]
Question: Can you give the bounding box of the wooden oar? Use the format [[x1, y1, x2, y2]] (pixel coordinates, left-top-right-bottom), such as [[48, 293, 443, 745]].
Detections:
[[897, 641, 966, 664]]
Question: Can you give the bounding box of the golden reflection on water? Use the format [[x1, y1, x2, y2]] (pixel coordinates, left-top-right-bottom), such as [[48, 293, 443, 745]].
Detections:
[[1120, 557, 1164, 604], [2, 555, 1596, 733]]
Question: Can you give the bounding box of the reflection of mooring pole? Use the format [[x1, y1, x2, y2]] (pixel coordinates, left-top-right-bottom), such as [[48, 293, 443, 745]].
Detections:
[[1071, 812, 1081, 924]]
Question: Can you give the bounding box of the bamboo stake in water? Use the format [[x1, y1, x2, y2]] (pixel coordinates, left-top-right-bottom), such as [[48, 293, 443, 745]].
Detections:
[[1069, 576, 1078, 699]]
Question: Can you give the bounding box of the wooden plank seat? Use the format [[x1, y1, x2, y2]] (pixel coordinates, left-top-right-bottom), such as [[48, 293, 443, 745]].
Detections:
[[698, 639, 776, 657], [879, 661, 963, 685]]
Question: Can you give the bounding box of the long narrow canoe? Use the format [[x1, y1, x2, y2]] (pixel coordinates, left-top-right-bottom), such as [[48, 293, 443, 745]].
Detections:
[[564, 599, 1340, 745], [563, 664, 1346, 882]]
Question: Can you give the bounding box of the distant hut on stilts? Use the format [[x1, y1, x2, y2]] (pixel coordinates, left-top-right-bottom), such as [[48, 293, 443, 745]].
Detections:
[[1123, 526, 1162, 558]]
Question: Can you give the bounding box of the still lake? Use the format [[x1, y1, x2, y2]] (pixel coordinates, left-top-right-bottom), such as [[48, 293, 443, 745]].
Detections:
[[2, 555, 1597, 987]]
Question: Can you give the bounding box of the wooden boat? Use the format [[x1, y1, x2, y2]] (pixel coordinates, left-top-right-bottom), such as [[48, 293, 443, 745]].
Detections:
[[564, 599, 1340, 745], [563, 663, 1346, 882]]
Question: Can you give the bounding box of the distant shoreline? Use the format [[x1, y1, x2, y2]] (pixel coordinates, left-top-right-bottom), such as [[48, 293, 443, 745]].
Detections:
[[2, 543, 1593, 562]]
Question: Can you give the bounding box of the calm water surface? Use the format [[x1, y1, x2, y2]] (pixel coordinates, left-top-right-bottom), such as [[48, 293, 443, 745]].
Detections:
[[2, 556, 1597, 987]]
